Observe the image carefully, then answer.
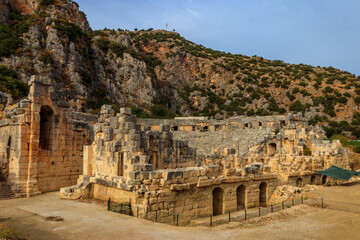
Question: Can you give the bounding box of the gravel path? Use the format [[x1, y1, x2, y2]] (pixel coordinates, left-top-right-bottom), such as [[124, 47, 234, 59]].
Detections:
[[1, 182, 360, 240]]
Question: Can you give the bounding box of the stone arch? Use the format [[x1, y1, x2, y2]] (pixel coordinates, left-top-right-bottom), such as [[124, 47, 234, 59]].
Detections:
[[310, 175, 317, 185], [267, 143, 277, 156], [259, 182, 267, 207], [39, 105, 53, 150], [212, 187, 224, 216], [296, 177, 303, 187], [236, 184, 246, 210], [321, 175, 327, 185]]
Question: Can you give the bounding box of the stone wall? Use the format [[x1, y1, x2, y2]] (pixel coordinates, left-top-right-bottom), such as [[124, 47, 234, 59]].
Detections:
[[61, 107, 350, 224], [0, 76, 97, 196]]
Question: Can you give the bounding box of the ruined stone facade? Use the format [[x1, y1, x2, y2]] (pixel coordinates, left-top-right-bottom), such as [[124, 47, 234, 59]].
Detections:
[[60, 106, 349, 225], [0, 76, 96, 197]]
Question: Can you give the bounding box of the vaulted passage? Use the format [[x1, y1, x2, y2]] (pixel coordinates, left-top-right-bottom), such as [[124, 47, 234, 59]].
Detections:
[[236, 185, 246, 210], [212, 187, 224, 216], [259, 182, 267, 207], [39, 106, 53, 150]]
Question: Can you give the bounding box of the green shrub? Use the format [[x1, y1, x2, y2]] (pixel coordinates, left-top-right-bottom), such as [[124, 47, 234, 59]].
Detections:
[[292, 87, 299, 94], [344, 92, 351, 98], [354, 96, 360, 104], [85, 87, 111, 111], [40, 0, 55, 6], [109, 42, 127, 58], [0, 13, 30, 58], [0, 66, 29, 99], [127, 105, 150, 118], [336, 96, 348, 104], [150, 104, 176, 119], [79, 69, 92, 86], [303, 145, 311, 156], [289, 100, 305, 112], [38, 49, 53, 65], [56, 21, 85, 42], [246, 109, 254, 116], [348, 141, 360, 153], [324, 86, 333, 93], [95, 37, 110, 52]]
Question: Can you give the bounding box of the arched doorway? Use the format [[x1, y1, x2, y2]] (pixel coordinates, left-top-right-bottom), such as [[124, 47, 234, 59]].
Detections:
[[212, 187, 224, 216], [39, 106, 53, 150], [321, 175, 327, 185], [268, 143, 277, 156], [236, 185, 246, 210], [310, 175, 317, 185], [259, 182, 267, 207], [296, 178, 303, 187]]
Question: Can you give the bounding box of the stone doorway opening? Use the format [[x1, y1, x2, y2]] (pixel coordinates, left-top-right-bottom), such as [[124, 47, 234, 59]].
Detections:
[[39, 106, 53, 150], [212, 187, 224, 216], [268, 143, 277, 156], [259, 182, 267, 207], [296, 178, 303, 187], [0, 136, 11, 181], [321, 175, 327, 185], [236, 185, 246, 210], [310, 175, 317, 185]]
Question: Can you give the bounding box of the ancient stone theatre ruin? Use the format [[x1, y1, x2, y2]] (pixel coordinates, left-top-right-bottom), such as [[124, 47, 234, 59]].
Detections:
[[0, 76, 349, 224]]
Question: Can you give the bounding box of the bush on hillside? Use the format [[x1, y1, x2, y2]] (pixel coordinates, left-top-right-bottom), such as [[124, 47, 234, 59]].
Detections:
[[0, 66, 29, 99]]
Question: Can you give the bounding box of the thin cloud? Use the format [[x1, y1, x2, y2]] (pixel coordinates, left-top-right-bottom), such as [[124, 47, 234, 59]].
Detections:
[[187, 8, 201, 18]]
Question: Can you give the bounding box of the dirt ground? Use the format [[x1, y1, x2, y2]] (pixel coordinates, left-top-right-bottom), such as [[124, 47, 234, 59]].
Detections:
[[1, 181, 360, 240]]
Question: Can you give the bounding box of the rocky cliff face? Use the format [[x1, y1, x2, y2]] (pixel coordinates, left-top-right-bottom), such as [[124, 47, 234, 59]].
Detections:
[[0, 0, 360, 137], [0, 0, 38, 24]]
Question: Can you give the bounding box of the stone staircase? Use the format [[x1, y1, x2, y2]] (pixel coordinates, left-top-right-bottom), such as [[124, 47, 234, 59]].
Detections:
[[0, 182, 15, 200]]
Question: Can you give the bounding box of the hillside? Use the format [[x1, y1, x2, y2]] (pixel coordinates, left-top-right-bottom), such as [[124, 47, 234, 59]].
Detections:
[[1, 0, 360, 138]]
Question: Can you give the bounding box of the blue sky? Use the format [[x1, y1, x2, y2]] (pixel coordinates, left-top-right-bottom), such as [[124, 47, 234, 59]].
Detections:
[[77, 0, 360, 75]]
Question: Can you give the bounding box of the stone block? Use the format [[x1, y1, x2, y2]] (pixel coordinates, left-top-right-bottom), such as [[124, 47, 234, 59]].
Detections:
[[120, 108, 132, 115]]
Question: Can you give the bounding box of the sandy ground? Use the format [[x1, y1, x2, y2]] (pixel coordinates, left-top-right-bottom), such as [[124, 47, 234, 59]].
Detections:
[[1, 182, 360, 240]]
